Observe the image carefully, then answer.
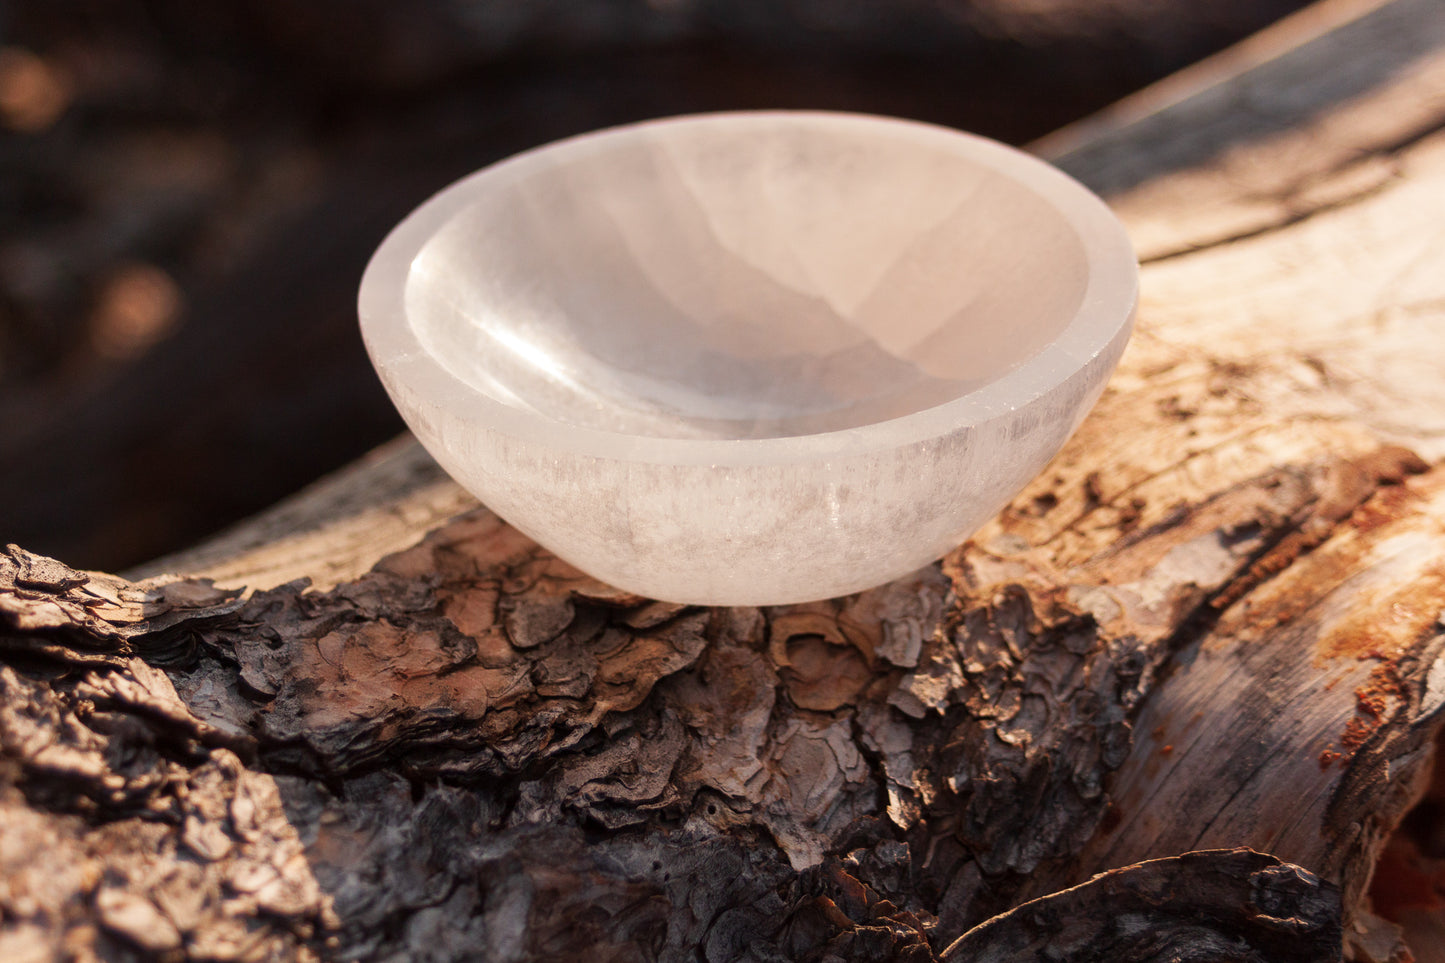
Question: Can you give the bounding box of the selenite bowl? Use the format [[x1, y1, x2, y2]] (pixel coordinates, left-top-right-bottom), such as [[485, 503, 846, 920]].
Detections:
[[359, 112, 1137, 605]]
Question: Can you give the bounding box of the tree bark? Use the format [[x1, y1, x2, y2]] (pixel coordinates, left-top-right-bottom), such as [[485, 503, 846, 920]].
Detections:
[[5, 0, 1445, 960]]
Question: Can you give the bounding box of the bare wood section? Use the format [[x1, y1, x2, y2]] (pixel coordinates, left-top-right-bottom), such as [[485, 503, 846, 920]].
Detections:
[[1042, 0, 1445, 261], [127, 434, 475, 593], [5, 1, 1445, 960]]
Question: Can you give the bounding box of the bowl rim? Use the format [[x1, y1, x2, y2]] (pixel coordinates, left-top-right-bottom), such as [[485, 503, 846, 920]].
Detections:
[[359, 110, 1138, 467]]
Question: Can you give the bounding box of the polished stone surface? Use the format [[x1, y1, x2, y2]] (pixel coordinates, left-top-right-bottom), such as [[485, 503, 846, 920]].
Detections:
[[360, 112, 1137, 604]]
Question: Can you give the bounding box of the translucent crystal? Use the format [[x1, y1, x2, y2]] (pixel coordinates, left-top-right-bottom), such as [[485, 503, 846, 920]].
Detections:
[[359, 112, 1137, 605]]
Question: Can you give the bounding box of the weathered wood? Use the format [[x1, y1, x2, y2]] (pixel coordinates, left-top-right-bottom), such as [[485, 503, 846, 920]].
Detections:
[[5, 0, 1445, 960], [130, 434, 473, 594]]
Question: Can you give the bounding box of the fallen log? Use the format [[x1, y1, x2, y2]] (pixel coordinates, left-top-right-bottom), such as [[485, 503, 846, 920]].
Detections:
[[4, 0, 1445, 959]]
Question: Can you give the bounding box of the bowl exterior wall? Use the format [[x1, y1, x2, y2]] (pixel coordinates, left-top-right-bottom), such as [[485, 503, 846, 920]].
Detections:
[[377, 322, 1128, 605]]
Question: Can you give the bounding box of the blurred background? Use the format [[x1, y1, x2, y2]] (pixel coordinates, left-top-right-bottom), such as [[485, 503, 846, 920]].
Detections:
[[0, 0, 1313, 572]]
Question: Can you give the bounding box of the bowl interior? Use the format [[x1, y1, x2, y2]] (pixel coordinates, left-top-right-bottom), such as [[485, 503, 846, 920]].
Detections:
[[405, 116, 1090, 440]]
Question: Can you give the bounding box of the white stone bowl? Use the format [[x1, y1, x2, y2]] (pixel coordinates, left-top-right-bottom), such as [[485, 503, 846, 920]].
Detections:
[[359, 112, 1137, 605]]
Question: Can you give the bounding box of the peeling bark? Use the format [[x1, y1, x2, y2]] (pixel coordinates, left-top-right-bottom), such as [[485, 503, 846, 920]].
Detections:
[[6, 0, 1445, 960], [0, 658, 333, 962]]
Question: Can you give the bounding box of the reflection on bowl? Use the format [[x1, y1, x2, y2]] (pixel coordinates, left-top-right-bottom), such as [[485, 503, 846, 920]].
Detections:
[[360, 111, 1137, 605]]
